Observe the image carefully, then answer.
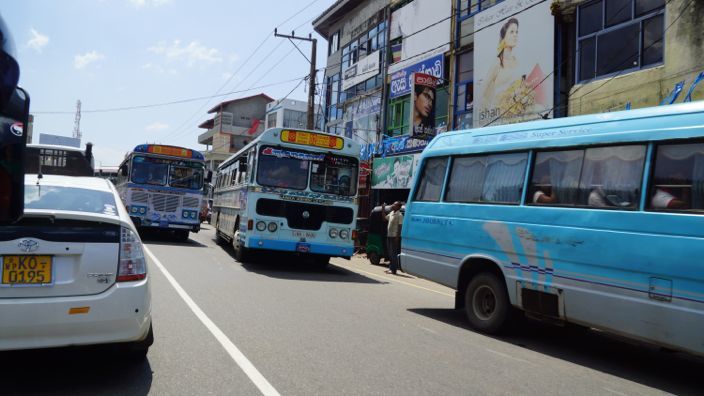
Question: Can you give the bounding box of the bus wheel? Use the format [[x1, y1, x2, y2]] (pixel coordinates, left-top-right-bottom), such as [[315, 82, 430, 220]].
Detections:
[[368, 251, 381, 266], [464, 272, 510, 334], [233, 230, 249, 263]]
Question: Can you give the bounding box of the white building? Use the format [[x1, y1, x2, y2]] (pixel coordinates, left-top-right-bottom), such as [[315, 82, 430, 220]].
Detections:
[[265, 98, 322, 130]]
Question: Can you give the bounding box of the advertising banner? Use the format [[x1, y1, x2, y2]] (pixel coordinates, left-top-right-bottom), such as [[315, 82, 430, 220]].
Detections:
[[342, 50, 380, 90], [473, 0, 554, 128], [372, 154, 415, 189], [390, 54, 444, 99], [410, 72, 438, 138], [389, 0, 452, 70]]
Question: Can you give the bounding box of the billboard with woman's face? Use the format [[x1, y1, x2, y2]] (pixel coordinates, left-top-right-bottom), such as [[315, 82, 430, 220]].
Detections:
[[473, 0, 554, 128]]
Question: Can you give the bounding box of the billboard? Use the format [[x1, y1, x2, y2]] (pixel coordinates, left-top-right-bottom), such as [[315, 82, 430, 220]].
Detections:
[[389, 54, 444, 99], [342, 50, 380, 91], [389, 0, 452, 72], [371, 154, 415, 189], [410, 72, 438, 138], [473, 0, 554, 128]]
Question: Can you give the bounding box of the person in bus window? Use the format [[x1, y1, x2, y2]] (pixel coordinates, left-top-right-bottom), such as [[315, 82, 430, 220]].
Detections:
[[533, 175, 556, 204], [652, 187, 688, 209]]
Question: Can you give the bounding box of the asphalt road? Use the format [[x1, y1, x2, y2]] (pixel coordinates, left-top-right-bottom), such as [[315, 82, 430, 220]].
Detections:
[[1, 224, 702, 395]]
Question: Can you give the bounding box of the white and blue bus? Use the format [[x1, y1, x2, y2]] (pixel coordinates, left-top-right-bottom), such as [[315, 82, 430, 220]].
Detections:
[[402, 102, 704, 356], [213, 128, 360, 266], [116, 144, 209, 241]]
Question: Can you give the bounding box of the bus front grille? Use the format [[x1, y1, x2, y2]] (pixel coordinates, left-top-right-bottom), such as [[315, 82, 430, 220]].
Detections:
[[131, 191, 149, 204], [256, 198, 353, 230], [182, 197, 199, 208], [151, 193, 180, 213]]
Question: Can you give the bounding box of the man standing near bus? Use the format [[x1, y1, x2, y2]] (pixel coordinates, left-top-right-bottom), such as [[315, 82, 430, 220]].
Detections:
[[383, 201, 404, 275]]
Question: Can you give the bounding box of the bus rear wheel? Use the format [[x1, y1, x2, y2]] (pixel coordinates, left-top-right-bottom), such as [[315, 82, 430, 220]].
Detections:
[[233, 229, 249, 263], [464, 272, 511, 334]]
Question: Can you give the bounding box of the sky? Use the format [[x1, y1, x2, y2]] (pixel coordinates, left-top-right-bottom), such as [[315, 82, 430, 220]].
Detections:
[[1, 0, 334, 167]]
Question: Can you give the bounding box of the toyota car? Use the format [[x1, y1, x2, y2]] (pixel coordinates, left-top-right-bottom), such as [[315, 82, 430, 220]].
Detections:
[[0, 175, 153, 358]]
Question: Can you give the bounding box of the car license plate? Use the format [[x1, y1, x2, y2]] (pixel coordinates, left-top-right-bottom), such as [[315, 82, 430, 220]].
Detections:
[[2, 256, 52, 285], [296, 243, 311, 253]]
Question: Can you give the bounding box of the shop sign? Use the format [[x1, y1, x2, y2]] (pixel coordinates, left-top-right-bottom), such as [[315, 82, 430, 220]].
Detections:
[[389, 54, 444, 99]]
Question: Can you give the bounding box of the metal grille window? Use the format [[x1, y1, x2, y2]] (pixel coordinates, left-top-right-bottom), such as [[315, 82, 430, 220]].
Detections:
[[577, 0, 665, 82]]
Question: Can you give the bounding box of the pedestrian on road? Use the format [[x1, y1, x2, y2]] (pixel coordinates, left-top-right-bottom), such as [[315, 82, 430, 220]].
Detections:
[[382, 201, 404, 275]]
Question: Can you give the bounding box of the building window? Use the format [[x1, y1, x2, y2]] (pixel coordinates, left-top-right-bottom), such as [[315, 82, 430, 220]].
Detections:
[[387, 97, 411, 136], [459, 0, 504, 19], [326, 73, 342, 122], [328, 30, 340, 56], [454, 51, 474, 130], [283, 109, 306, 128], [266, 112, 277, 129], [577, 0, 665, 82]]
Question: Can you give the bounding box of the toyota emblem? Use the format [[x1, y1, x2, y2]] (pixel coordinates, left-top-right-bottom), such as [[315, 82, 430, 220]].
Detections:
[[18, 239, 39, 253], [302, 211, 310, 219]]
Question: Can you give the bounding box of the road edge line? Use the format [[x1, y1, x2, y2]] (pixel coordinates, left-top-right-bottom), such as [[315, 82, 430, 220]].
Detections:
[[145, 247, 280, 396]]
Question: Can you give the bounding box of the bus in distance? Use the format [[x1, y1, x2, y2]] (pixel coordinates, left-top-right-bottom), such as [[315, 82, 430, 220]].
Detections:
[[115, 144, 209, 241], [402, 101, 704, 357], [212, 128, 360, 266]]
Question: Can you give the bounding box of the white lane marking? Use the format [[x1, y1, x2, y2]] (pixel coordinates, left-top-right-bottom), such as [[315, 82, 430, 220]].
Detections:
[[603, 388, 629, 396], [145, 247, 280, 396], [339, 265, 454, 298], [484, 348, 537, 366]]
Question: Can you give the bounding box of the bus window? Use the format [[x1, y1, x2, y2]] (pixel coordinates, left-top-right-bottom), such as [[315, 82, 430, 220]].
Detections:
[[414, 157, 447, 202], [169, 164, 204, 190], [131, 156, 168, 186], [579, 145, 645, 209], [310, 154, 358, 196], [482, 153, 527, 203], [446, 156, 486, 203], [256, 146, 309, 190], [529, 150, 584, 205], [650, 142, 704, 211]]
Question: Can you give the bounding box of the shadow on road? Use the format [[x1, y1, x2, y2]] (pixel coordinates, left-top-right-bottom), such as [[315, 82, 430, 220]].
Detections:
[[0, 346, 153, 395], [216, 243, 386, 284], [140, 230, 209, 248], [408, 307, 704, 395]]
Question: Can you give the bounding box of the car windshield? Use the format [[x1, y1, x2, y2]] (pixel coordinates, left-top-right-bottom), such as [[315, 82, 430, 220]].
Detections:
[[169, 163, 204, 190], [24, 185, 118, 216], [256, 146, 312, 190], [131, 156, 168, 186], [310, 154, 358, 196]]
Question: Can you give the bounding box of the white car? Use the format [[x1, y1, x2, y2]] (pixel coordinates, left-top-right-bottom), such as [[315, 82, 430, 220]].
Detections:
[[0, 175, 152, 358]]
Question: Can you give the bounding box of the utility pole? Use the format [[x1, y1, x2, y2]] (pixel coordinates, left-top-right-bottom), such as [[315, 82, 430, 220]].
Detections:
[[274, 29, 317, 130], [73, 99, 82, 141]]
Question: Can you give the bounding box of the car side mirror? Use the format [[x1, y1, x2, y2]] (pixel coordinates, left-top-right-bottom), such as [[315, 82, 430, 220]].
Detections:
[[0, 87, 30, 224]]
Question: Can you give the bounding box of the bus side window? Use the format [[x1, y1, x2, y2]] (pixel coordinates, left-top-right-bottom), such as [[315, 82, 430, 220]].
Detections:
[[578, 145, 646, 209], [529, 150, 584, 206], [414, 157, 448, 202], [649, 142, 704, 211]]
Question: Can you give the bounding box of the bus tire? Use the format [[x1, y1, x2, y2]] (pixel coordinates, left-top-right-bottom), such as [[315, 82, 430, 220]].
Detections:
[[233, 226, 249, 263], [368, 251, 381, 266], [464, 272, 511, 334]]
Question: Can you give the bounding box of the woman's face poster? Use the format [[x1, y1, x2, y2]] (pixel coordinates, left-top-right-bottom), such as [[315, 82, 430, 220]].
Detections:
[[472, 0, 554, 128]]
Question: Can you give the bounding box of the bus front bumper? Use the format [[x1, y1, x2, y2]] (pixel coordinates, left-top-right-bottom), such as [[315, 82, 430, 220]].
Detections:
[[247, 237, 353, 258]]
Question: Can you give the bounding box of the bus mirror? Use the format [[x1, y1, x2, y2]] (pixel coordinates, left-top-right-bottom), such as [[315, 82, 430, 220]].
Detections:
[[120, 165, 128, 176], [0, 87, 30, 224], [206, 170, 212, 183], [238, 161, 247, 173]]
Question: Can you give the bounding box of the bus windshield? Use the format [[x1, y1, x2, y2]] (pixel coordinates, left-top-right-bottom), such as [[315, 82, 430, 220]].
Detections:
[[256, 146, 311, 190], [310, 154, 358, 196], [131, 155, 204, 190]]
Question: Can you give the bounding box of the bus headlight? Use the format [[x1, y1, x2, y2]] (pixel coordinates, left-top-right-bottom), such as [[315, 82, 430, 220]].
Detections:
[[339, 229, 349, 240], [256, 221, 267, 231], [139, 207, 146, 214], [267, 222, 278, 232], [329, 228, 338, 239]]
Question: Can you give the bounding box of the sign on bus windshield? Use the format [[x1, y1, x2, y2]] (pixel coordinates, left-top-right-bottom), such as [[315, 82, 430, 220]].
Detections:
[[280, 130, 344, 150]]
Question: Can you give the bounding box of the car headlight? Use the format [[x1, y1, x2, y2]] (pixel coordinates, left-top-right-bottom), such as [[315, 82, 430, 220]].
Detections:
[[329, 228, 338, 238], [256, 221, 266, 231], [268, 222, 278, 232], [339, 229, 349, 240]]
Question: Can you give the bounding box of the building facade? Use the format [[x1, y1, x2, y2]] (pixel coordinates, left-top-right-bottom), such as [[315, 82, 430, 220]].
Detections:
[[265, 98, 313, 130], [197, 93, 273, 172]]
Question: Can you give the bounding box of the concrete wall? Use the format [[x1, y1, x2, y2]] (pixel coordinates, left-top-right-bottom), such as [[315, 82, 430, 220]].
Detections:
[[223, 96, 271, 128], [568, 0, 704, 115]]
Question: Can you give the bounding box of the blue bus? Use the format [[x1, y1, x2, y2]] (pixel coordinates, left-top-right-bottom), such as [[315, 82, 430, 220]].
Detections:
[[115, 144, 209, 241], [401, 102, 704, 356]]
